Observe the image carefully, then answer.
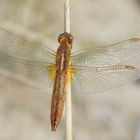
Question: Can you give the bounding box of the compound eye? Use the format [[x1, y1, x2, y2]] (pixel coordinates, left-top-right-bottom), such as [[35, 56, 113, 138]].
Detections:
[[68, 34, 73, 44], [58, 33, 66, 44], [70, 36, 73, 41]]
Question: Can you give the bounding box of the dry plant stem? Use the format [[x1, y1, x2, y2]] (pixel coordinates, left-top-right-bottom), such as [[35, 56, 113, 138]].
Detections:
[[64, 0, 72, 140], [64, 0, 70, 33], [66, 82, 72, 140]]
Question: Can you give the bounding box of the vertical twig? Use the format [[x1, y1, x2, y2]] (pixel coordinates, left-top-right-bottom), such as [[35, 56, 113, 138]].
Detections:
[[66, 81, 72, 140], [64, 0, 70, 33], [64, 0, 72, 140]]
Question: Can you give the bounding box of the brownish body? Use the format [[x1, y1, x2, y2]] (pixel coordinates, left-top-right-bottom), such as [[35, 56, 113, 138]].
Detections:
[[51, 32, 73, 131]]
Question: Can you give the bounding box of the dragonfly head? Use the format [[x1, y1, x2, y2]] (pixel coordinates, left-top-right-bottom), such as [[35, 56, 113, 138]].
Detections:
[[58, 32, 73, 45]]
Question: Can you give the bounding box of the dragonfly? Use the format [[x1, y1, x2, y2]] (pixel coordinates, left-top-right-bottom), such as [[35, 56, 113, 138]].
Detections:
[[0, 27, 140, 131]]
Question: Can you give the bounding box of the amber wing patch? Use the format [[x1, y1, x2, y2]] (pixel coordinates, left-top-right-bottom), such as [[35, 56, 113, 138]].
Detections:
[[66, 66, 76, 83], [47, 65, 76, 83], [47, 64, 56, 81]]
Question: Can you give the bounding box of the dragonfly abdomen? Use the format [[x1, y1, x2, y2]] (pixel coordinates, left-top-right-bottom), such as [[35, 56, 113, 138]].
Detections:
[[51, 70, 67, 131], [51, 32, 73, 131]]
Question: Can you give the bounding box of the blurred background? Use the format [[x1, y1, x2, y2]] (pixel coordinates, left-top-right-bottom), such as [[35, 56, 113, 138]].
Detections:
[[0, 0, 140, 140]]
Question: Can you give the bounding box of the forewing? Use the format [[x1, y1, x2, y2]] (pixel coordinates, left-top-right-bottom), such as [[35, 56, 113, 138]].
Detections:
[[72, 38, 140, 67], [0, 27, 55, 63], [71, 65, 140, 94], [0, 52, 54, 93]]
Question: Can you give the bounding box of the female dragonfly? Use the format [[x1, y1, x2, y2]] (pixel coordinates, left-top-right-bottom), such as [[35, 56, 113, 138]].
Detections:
[[0, 27, 140, 131]]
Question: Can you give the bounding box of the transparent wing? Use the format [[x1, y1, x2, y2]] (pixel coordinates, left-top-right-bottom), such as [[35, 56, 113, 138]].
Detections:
[[0, 52, 54, 93], [0, 27, 55, 63], [71, 65, 140, 94], [72, 38, 140, 67]]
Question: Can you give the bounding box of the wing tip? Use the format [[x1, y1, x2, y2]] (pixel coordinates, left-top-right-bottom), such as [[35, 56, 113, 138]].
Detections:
[[125, 65, 136, 70], [129, 38, 140, 42]]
